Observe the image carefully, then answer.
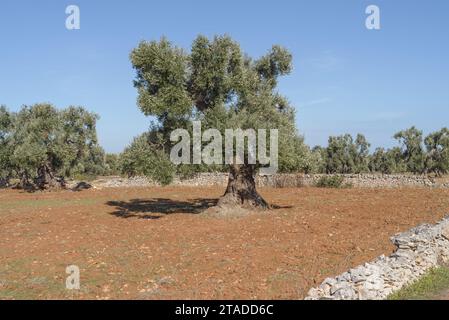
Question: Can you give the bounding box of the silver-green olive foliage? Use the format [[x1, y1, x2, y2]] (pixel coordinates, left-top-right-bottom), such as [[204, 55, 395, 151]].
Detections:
[[324, 133, 371, 174], [0, 104, 102, 186], [320, 128, 449, 175], [0, 105, 13, 182], [120, 132, 175, 186], [368, 147, 405, 174], [129, 35, 310, 183], [393, 126, 426, 174], [424, 128, 449, 176]]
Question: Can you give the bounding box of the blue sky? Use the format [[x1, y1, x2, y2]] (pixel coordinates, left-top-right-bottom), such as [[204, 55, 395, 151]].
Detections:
[[0, 0, 448, 153]]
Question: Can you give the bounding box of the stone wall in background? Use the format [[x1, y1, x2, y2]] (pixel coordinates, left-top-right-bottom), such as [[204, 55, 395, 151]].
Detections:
[[305, 217, 449, 300], [175, 173, 448, 188], [299, 174, 438, 188], [88, 173, 449, 189]]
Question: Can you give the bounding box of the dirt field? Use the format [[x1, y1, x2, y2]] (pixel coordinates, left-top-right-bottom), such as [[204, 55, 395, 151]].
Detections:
[[1, 186, 449, 300]]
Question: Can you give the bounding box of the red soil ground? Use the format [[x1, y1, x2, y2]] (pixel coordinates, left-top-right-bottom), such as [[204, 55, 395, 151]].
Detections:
[[1, 186, 449, 300]]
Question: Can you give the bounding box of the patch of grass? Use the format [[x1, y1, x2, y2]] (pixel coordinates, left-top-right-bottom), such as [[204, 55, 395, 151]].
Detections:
[[388, 267, 449, 300], [315, 175, 352, 189]]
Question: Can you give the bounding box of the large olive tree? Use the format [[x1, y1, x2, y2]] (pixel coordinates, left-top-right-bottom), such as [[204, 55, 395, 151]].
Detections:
[[130, 35, 302, 210]]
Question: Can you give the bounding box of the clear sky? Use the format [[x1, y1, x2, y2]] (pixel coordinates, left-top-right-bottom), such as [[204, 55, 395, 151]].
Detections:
[[1, 0, 448, 153]]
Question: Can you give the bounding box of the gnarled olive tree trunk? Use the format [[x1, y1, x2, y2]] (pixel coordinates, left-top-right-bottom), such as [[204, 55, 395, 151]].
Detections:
[[0, 176, 10, 188], [217, 164, 268, 209], [15, 170, 34, 190], [35, 163, 65, 190]]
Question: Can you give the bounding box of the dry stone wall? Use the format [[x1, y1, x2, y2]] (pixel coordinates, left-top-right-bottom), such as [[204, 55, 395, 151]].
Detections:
[[88, 173, 446, 189], [177, 173, 442, 188], [305, 217, 449, 300], [301, 174, 436, 188]]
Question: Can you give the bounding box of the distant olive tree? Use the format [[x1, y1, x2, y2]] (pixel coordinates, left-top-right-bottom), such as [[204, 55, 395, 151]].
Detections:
[[0, 106, 13, 187], [311, 146, 327, 173], [368, 147, 405, 174], [324, 133, 370, 174], [353, 134, 371, 173], [394, 126, 426, 174], [325, 134, 354, 174], [424, 128, 449, 176], [104, 153, 121, 176]]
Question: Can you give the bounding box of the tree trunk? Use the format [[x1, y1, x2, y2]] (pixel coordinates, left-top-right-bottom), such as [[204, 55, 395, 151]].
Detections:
[[15, 171, 34, 190], [35, 163, 65, 190], [0, 176, 9, 188], [217, 164, 269, 210]]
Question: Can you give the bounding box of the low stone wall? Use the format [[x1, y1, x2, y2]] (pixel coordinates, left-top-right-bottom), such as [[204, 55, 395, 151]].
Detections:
[[173, 173, 229, 187], [174, 173, 305, 188], [174, 173, 440, 188], [301, 174, 436, 188], [305, 217, 449, 300], [87, 173, 447, 189], [175, 173, 441, 188], [170, 173, 440, 188], [80, 176, 156, 188]]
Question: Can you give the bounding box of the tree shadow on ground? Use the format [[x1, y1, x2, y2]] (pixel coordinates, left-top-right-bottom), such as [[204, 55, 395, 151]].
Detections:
[[106, 198, 293, 220], [106, 198, 218, 219]]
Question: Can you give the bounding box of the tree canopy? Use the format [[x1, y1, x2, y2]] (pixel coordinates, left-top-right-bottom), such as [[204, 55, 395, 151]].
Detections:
[[424, 128, 449, 176], [130, 35, 304, 208], [0, 104, 103, 189]]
